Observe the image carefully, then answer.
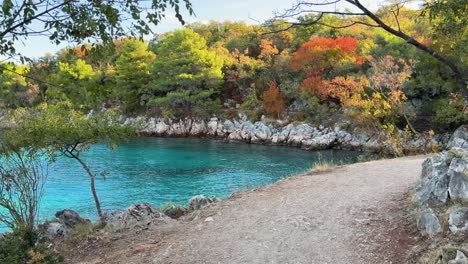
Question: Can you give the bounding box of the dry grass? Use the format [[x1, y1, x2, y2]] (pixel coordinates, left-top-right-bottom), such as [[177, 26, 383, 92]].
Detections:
[[308, 160, 342, 173]]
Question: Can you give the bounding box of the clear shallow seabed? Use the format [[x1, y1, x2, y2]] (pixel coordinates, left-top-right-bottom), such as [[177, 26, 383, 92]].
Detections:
[[1, 137, 360, 232]]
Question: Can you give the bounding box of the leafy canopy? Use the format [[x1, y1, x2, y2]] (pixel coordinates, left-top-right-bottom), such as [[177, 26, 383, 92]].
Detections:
[[2, 102, 135, 158], [0, 0, 193, 59], [150, 29, 223, 113]]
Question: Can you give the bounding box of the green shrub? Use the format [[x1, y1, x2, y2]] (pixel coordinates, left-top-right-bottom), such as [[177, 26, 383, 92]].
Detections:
[[240, 90, 260, 112], [433, 98, 467, 131], [0, 230, 63, 264], [0, 230, 31, 264], [192, 99, 222, 119]]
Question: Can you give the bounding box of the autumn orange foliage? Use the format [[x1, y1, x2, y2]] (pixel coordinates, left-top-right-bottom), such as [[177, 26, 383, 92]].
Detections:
[[258, 39, 279, 61], [300, 75, 324, 97], [75, 45, 89, 58], [289, 36, 358, 73], [261, 80, 286, 118]]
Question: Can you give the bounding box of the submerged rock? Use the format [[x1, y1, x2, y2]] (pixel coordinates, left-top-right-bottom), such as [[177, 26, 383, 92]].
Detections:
[[188, 195, 220, 211]]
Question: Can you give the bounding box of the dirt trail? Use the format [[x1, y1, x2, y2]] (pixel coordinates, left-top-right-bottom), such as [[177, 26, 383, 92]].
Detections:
[[69, 156, 426, 264]]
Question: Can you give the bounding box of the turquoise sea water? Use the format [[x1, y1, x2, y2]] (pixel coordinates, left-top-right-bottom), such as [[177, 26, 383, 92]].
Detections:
[[0, 137, 360, 232]]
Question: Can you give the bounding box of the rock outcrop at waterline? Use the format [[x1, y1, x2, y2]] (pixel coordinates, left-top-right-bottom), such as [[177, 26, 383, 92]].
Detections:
[[122, 115, 450, 153], [36, 195, 220, 240], [38, 209, 92, 240]]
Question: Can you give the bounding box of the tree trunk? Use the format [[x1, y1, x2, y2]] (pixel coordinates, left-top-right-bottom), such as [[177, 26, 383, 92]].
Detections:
[[72, 155, 103, 220]]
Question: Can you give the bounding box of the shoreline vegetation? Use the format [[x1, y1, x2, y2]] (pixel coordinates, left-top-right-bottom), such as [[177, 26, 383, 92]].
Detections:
[[0, 0, 466, 262], [127, 114, 448, 155]]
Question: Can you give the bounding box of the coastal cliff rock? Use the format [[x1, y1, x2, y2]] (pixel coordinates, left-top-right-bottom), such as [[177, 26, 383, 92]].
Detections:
[[122, 115, 445, 152]]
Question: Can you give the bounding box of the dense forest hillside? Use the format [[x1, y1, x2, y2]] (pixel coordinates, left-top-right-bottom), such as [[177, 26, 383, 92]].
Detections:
[[1, 6, 466, 137]]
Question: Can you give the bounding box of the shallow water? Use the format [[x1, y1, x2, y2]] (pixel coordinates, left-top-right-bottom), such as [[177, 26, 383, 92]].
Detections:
[[1, 137, 360, 232]]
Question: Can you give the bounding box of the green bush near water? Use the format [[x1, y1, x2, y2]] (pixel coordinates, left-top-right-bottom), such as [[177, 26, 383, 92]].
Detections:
[[0, 230, 63, 264]]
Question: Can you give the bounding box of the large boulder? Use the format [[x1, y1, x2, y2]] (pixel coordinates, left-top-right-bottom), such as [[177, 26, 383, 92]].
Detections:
[[414, 151, 453, 205], [302, 131, 337, 150], [251, 122, 273, 143], [413, 147, 468, 246], [448, 207, 468, 234], [239, 121, 255, 141], [271, 124, 293, 144], [227, 129, 243, 141], [222, 120, 236, 133], [417, 207, 442, 237], [447, 125, 468, 150], [55, 209, 91, 227], [43, 222, 71, 240], [188, 195, 220, 211], [448, 251, 468, 264], [287, 124, 314, 146], [102, 203, 168, 230], [140, 117, 157, 134], [39, 209, 91, 240], [448, 154, 468, 202]]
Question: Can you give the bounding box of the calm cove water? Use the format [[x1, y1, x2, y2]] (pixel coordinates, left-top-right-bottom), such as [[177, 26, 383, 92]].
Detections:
[[1, 137, 360, 232]]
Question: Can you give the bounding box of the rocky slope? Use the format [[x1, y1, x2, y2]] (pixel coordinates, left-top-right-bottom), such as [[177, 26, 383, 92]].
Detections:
[[412, 125, 468, 263]]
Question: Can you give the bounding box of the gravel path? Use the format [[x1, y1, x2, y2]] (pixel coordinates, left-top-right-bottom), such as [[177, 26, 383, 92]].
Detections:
[[69, 156, 426, 264]]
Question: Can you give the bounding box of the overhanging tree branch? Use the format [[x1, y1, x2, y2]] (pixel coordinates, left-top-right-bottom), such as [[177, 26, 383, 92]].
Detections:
[[274, 0, 467, 96]]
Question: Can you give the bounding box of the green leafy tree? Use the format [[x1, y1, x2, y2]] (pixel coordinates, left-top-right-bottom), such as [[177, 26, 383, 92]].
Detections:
[[46, 59, 106, 109], [432, 98, 467, 131], [115, 38, 156, 112], [0, 0, 193, 59], [424, 0, 467, 86], [0, 63, 33, 108], [150, 29, 223, 117], [3, 102, 136, 220]]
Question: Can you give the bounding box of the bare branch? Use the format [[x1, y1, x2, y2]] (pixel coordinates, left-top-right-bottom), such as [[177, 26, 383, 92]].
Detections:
[[0, 1, 74, 39]]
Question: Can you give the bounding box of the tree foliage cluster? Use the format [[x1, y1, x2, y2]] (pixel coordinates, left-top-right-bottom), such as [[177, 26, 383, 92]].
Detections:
[[0, 2, 465, 133]]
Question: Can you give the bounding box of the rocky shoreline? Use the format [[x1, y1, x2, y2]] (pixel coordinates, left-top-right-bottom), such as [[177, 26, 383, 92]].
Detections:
[[121, 115, 451, 153], [1, 111, 452, 153]]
